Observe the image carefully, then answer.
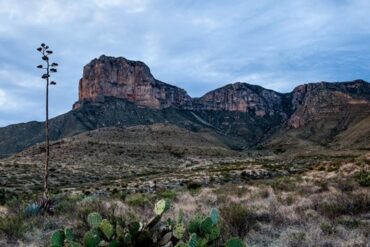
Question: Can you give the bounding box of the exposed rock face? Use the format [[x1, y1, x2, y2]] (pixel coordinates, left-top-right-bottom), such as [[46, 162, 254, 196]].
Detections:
[[75, 56, 287, 118], [288, 80, 370, 128], [194, 82, 285, 117], [74, 55, 192, 109]]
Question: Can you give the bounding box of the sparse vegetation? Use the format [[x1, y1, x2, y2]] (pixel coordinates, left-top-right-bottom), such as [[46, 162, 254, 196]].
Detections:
[[0, 152, 369, 245]]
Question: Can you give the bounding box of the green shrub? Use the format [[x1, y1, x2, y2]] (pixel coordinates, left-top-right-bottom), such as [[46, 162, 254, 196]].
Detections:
[[0, 215, 24, 240], [157, 189, 177, 200], [126, 193, 151, 207], [355, 170, 370, 187], [320, 222, 336, 235]]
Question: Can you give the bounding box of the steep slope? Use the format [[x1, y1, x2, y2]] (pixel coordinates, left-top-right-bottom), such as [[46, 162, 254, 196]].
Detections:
[[331, 115, 370, 150], [0, 123, 240, 192], [266, 80, 370, 151]]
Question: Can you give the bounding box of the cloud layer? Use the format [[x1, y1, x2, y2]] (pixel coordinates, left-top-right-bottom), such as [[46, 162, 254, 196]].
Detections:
[[0, 0, 370, 126]]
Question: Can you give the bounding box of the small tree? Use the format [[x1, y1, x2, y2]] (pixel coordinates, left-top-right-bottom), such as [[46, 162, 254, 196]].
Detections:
[[36, 43, 58, 200]]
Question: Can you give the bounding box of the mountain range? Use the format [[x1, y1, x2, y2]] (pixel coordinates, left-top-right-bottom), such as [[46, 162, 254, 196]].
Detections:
[[1, 55, 370, 158]]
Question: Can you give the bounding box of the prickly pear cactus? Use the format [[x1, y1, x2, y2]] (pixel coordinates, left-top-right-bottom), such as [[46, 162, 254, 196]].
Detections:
[[87, 212, 103, 229], [225, 237, 245, 247], [173, 222, 186, 240], [99, 219, 114, 240], [197, 237, 208, 247], [64, 227, 73, 241], [83, 229, 101, 247], [115, 224, 125, 240], [177, 209, 184, 223], [208, 226, 220, 241], [200, 217, 213, 234], [188, 233, 197, 247], [50, 229, 65, 247], [188, 215, 202, 233], [210, 208, 219, 225], [154, 199, 170, 215]]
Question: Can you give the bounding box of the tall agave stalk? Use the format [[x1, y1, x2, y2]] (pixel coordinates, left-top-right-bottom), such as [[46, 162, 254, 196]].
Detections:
[[36, 43, 58, 200]]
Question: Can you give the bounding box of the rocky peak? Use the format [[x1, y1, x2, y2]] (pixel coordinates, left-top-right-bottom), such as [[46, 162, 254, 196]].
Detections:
[[74, 55, 192, 109], [194, 82, 285, 116]]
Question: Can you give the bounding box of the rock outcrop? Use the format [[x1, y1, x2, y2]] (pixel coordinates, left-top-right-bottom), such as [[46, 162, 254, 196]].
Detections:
[[288, 80, 370, 128], [74, 56, 288, 118], [74, 55, 192, 109], [194, 82, 285, 117]]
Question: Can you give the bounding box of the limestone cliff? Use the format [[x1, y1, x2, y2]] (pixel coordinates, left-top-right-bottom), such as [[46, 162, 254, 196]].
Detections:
[[74, 55, 192, 109]]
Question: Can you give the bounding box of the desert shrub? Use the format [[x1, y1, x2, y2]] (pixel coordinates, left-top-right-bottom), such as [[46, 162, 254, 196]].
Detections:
[[317, 200, 348, 219], [348, 191, 370, 214], [157, 189, 177, 200], [355, 170, 370, 187], [286, 231, 307, 247], [257, 188, 270, 199], [186, 181, 202, 191], [220, 202, 259, 237], [0, 215, 24, 240], [315, 180, 329, 192], [316, 192, 370, 219], [336, 218, 361, 229], [270, 176, 296, 191], [337, 179, 355, 192], [320, 222, 336, 235], [126, 193, 151, 207]]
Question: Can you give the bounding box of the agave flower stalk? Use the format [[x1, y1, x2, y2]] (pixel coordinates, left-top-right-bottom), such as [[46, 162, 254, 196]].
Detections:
[[36, 43, 58, 200]]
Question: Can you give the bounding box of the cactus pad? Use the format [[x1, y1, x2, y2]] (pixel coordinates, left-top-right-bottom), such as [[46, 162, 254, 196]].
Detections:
[[50, 229, 65, 247], [173, 223, 186, 239], [87, 212, 103, 229], [225, 237, 245, 247], [99, 219, 114, 240], [154, 199, 170, 215], [208, 226, 220, 241], [64, 227, 73, 241], [188, 233, 197, 247], [210, 208, 219, 225], [188, 215, 202, 233], [200, 217, 213, 234], [83, 229, 101, 247]]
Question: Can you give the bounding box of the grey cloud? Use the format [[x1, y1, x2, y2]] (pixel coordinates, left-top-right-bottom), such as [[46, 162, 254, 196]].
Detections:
[[0, 0, 369, 126]]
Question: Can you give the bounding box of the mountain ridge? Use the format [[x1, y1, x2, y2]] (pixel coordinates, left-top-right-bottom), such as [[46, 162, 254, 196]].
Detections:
[[0, 55, 370, 157]]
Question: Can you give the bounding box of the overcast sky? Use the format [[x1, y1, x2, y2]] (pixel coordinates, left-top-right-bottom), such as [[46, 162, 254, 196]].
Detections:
[[0, 0, 370, 127]]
